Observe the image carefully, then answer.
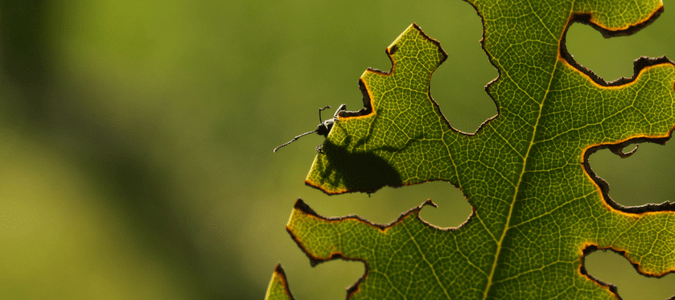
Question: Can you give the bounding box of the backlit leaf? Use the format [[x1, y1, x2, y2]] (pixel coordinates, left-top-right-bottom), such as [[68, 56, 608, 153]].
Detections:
[[270, 0, 675, 298]]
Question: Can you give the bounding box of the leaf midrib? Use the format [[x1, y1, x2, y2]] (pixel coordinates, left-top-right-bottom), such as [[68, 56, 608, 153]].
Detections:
[[480, 42, 564, 300]]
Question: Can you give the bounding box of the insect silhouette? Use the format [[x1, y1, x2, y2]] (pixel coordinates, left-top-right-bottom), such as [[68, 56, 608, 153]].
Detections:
[[273, 104, 347, 153]]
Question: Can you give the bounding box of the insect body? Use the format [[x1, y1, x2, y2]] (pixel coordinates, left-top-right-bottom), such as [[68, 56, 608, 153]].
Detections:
[[273, 104, 346, 153]]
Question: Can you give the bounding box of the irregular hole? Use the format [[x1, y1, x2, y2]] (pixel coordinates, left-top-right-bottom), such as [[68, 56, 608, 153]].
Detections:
[[303, 181, 473, 229], [565, 19, 675, 83], [428, 5, 498, 134], [415, 182, 473, 229], [282, 259, 364, 299], [587, 141, 675, 207], [291, 181, 473, 298], [584, 249, 675, 299]]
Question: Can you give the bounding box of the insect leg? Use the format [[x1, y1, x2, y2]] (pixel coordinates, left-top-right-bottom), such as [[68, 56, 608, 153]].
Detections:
[[333, 104, 347, 118]]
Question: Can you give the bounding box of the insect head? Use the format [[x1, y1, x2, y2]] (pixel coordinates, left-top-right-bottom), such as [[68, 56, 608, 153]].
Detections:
[[273, 104, 346, 153]]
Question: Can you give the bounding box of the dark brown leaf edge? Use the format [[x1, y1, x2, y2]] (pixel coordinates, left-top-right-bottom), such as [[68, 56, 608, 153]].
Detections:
[[302, 3, 674, 298], [306, 23, 485, 196], [559, 7, 675, 214], [580, 245, 675, 300], [337, 22, 495, 135], [268, 264, 296, 300], [461, 0, 675, 215], [579, 245, 621, 299], [288, 198, 475, 298], [556, 5, 675, 299]]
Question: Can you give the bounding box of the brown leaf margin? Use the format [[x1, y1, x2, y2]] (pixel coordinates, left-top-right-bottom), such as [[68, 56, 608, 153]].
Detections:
[[287, 198, 475, 298], [304, 23, 485, 196], [265, 264, 296, 300], [580, 245, 675, 300], [555, 4, 675, 298], [294, 2, 675, 299], [558, 7, 675, 215]]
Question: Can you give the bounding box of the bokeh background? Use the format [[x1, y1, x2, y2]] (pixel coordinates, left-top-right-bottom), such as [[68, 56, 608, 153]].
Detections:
[[1, 0, 674, 299]]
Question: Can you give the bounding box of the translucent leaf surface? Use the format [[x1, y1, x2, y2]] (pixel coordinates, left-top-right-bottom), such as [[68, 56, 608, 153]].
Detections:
[[270, 0, 675, 298]]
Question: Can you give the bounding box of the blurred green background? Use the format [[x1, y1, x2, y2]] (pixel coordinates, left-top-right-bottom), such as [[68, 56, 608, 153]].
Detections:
[[0, 0, 674, 299]]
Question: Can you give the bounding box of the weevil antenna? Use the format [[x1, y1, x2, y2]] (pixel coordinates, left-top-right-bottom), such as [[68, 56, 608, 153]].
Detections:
[[318, 105, 331, 123], [273, 129, 317, 153]]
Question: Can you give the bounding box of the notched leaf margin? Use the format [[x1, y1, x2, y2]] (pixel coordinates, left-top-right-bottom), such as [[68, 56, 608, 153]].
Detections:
[[562, 7, 675, 214], [560, 8, 672, 88], [580, 245, 675, 300], [305, 23, 485, 196], [287, 198, 475, 298], [294, 4, 674, 298], [558, 5, 675, 295], [265, 264, 296, 300]]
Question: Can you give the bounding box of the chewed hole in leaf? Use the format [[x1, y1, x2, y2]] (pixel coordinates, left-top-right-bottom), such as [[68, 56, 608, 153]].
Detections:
[[305, 181, 472, 228], [584, 250, 675, 299], [587, 141, 675, 207], [283, 259, 364, 300], [414, 181, 473, 228], [565, 20, 674, 83], [428, 13, 497, 134]]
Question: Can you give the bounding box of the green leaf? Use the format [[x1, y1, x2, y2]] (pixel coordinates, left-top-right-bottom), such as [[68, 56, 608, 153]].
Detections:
[[270, 1, 675, 299], [265, 264, 295, 300]]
